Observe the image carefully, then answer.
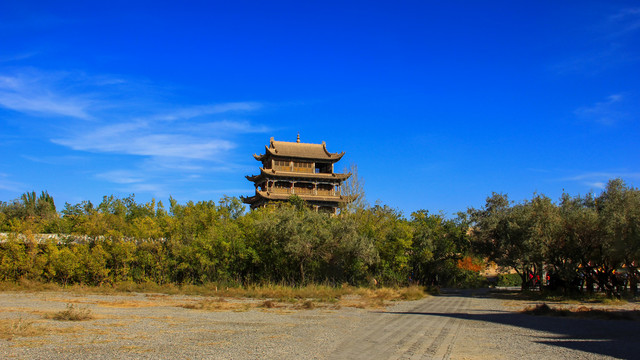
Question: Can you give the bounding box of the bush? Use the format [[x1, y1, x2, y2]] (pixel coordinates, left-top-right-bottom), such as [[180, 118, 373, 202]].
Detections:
[[47, 304, 93, 321], [496, 273, 521, 287]]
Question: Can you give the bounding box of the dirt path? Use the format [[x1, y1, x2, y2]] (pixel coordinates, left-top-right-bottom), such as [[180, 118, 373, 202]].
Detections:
[[1, 290, 639, 359], [331, 289, 640, 359], [330, 292, 469, 359]]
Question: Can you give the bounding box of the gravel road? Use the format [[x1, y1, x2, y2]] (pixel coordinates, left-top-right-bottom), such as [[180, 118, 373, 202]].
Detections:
[[1, 289, 638, 359]]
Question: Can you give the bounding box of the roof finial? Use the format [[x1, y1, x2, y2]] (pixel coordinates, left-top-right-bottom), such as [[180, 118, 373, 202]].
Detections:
[[296, 133, 300, 143]]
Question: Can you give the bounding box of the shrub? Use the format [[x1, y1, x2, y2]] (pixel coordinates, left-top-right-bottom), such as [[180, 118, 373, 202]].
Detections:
[[496, 273, 521, 287], [47, 304, 93, 321]]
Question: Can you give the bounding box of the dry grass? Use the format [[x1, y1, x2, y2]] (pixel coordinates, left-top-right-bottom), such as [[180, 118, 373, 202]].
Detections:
[[522, 303, 640, 321], [5, 280, 422, 301], [175, 285, 428, 311], [260, 300, 277, 308], [45, 304, 93, 321], [0, 318, 47, 340], [179, 298, 253, 312], [0, 279, 60, 292], [1, 280, 428, 311], [298, 300, 315, 310]]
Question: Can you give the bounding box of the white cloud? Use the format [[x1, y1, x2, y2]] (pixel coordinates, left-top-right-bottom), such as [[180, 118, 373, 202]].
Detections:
[[564, 171, 640, 181], [0, 173, 24, 192], [0, 71, 94, 119], [574, 94, 628, 125], [587, 181, 606, 190], [0, 52, 37, 63], [96, 170, 144, 184], [196, 120, 270, 133], [562, 171, 640, 190], [52, 122, 238, 160], [608, 7, 640, 36], [116, 183, 168, 198], [553, 7, 640, 75], [21, 154, 87, 165], [0, 65, 271, 198], [152, 103, 262, 122]]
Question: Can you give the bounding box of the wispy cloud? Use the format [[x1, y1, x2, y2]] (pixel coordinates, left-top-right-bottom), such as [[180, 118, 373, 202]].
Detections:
[[116, 183, 168, 198], [21, 155, 87, 165], [51, 116, 263, 160], [0, 52, 38, 63], [607, 7, 640, 37], [563, 171, 640, 181], [562, 171, 640, 189], [151, 103, 262, 122], [96, 170, 145, 184], [0, 72, 94, 119], [574, 94, 629, 126], [553, 7, 640, 75], [0, 65, 271, 197], [0, 67, 269, 162], [0, 173, 24, 192]]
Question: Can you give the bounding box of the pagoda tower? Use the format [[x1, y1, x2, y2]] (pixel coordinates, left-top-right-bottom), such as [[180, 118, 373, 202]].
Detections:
[[242, 136, 352, 213]]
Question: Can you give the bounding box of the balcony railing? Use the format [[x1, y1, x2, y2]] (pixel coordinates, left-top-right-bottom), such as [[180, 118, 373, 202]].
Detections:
[[271, 166, 317, 174], [268, 187, 340, 197]]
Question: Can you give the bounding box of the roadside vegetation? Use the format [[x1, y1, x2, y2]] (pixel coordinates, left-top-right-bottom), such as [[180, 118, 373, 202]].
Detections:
[[0, 318, 46, 340], [521, 303, 640, 321], [45, 304, 93, 321], [0, 177, 637, 300], [0, 192, 479, 289], [471, 178, 640, 297]]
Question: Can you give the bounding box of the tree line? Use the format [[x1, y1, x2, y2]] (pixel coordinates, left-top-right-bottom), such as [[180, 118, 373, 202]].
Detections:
[[1, 178, 637, 295], [0, 193, 477, 287], [470, 179, 640, 295]]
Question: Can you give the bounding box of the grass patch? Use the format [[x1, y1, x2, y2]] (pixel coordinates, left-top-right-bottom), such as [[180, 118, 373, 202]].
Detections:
[[522, 303, 640, 321], [0, 278, 61, 292], [490, 288, 636, 305], [0, 318, 46, 340], [1, 280, 429, 311], [179, 298, 252, 312], [45, 304, 93, 321], [0, 280, 427, 301], [260, 300, 277, 308], [299, 300, 315, 310]]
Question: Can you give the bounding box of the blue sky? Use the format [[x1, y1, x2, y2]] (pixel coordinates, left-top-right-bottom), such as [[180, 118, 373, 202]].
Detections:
[[1, 1, 639, 217]]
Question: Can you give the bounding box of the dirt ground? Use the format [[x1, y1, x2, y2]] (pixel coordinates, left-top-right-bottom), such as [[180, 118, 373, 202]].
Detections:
[[1, 289, 639, 359]]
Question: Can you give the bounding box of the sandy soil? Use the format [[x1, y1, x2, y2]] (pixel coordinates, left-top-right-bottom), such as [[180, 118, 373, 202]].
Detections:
[[1, 289, 638, 359]]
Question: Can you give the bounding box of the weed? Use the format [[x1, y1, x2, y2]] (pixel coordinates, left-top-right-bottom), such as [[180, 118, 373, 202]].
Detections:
[[398, 286, 426, 300], [180, 298, 251, 312], [301, 300, 315, 309], [0, 318, 46, 340], [46, 304, 93, 321], [522, 303, 640, 321]]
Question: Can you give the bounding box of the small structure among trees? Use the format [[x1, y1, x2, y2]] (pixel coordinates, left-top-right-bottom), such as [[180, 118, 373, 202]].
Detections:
[[242, 136, 352, 213]]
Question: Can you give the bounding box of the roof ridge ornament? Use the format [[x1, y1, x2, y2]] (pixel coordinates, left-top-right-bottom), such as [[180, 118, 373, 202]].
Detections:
[[297, 133, 300, 143]]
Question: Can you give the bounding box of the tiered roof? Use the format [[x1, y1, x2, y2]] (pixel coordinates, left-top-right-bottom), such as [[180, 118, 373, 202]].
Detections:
[[243, 136, 351, 210], [253, 137, 344, 162]]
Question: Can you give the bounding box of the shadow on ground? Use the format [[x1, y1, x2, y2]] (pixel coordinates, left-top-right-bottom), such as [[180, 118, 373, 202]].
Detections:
[[386, 289, 640, 359]]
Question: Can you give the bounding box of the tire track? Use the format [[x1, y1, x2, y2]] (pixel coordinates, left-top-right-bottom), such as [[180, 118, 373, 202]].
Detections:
[[391, 296, 466, 360], [329, 292, 471, 360]]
